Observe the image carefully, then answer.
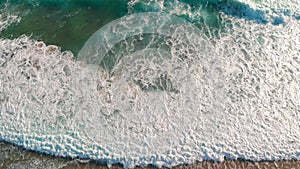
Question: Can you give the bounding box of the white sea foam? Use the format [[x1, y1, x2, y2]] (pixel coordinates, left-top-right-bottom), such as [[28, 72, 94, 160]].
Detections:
[[0, 12, 21, 32], [0, 1, 300, 168], [0, 1, 25, 32], [0, 0, 37, 32]]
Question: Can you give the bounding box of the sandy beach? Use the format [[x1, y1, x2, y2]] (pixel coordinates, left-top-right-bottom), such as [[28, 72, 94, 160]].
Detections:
[[1, 141, 299, 169]]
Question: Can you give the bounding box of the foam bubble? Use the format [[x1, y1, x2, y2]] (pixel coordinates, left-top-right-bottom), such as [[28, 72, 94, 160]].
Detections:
[[75, 12, 224, 167]]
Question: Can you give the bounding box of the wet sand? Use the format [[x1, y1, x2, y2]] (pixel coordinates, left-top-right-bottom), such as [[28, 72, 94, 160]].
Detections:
[[1, 141, 299, 169]]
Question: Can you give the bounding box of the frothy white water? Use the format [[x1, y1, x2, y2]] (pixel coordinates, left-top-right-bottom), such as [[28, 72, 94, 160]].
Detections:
[[1, 1, 300, 168], [0, 1, 29, 32], [0, 14, 20, 32]]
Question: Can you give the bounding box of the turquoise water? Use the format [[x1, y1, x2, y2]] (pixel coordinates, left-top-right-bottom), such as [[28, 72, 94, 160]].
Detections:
[[1, 0, 297, 54], [0, 0, 128, 54], [1, 0, 300, 168], [0, 0, 267, 54]]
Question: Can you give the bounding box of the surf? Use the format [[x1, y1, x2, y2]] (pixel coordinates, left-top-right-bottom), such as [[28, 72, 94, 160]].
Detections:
[[0, 0, 300, 168]]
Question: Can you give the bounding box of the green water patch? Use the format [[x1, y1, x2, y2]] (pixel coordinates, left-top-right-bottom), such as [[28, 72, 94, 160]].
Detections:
[[0, 0, 128, 55], [0, 0, 273, 56], [0, 0, 228, 55]]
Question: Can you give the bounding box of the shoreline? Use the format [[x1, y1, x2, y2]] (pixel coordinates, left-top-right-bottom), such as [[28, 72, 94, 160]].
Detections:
[[1, 141, 299, 169]]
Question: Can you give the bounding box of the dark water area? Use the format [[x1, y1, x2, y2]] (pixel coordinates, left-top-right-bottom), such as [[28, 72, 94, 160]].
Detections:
[[0, 0, 128, 55], [0, 0, 290, 56]]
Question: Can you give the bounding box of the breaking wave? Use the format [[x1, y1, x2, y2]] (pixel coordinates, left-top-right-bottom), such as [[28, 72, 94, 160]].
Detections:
[[0, 0, 300, 168]]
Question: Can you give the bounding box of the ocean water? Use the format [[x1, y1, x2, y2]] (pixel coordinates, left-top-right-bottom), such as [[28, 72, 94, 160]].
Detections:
[[0, 0, 300, 168]]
